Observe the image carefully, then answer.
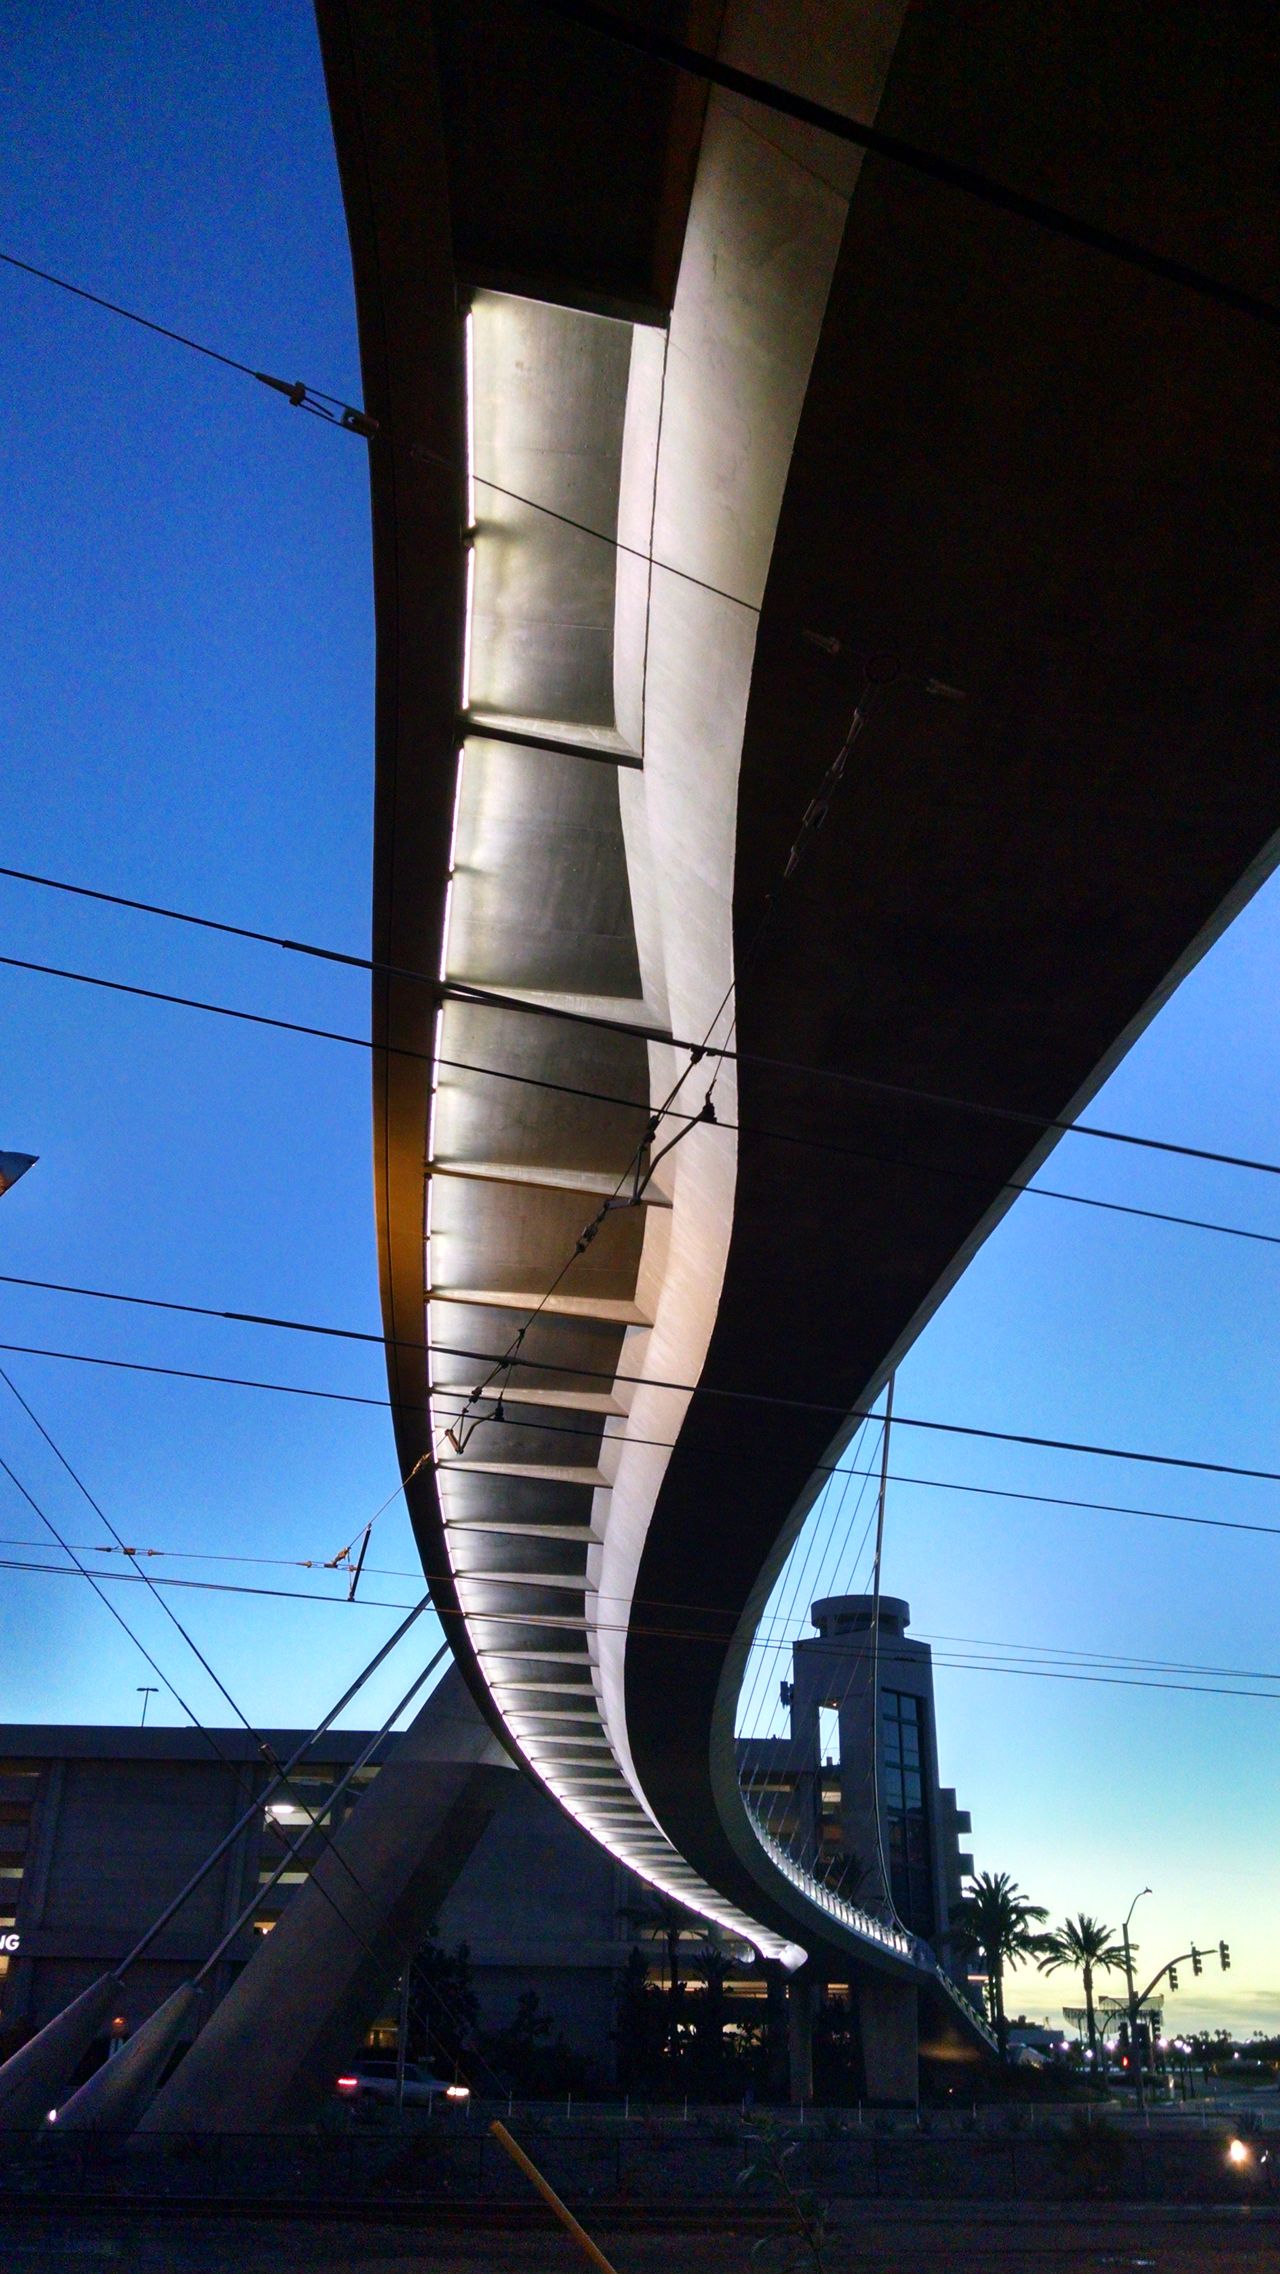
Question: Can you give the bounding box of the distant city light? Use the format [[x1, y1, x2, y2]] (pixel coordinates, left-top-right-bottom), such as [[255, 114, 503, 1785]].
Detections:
[[445, 2083, 470, 2100], [1228, 2138, 1251, 2167]]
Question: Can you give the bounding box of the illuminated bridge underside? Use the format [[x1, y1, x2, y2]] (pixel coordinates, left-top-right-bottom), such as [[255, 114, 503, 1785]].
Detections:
[[321, 0, 1280, 2026]]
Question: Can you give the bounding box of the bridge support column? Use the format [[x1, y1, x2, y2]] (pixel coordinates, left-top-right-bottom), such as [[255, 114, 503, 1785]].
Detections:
[[858, 1977, 917, 2106], [787, 1971, 815, 2105], [139, 1671, 514, 2132]]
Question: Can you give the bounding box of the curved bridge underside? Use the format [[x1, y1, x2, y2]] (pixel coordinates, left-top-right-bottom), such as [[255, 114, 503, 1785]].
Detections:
[[320, 0, 1280, 2034]]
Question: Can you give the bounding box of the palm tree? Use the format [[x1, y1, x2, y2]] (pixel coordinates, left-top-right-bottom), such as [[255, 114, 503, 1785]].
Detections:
[[1038, 1914, 1126, 2073], [950, 1871, 1049, 2058], [619, 1891, 706, 2062]]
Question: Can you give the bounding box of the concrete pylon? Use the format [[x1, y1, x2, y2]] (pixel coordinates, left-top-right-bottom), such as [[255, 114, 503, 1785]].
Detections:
[[858, 1975, 918, 2105], [53, 1982, 204, 2132], [787, 1970, 815, 2104], [139, 1668, 515, 2131], [0, 1973, 122, 2133]]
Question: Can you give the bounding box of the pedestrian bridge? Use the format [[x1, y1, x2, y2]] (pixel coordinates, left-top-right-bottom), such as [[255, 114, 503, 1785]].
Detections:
[[320, 0, 1280, 2073]]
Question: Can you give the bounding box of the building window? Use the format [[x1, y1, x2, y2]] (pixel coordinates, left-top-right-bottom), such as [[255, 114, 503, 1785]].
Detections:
[[881, 1690, 932, 1936]]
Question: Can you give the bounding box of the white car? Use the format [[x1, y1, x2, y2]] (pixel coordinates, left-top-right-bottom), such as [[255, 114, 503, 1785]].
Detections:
[[336, 2058, 458, 2107]]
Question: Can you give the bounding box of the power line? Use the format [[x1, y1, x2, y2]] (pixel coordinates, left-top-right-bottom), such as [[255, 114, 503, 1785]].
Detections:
[[1, 1548, 1278, 1706], [0, 1454, 217, 1728], [0, 1447, 412, 1974], [534, 0, 1280, 338], [0, 260, 758, 611], [0, 1371, 447, 1975], [7, 872, 1280, 1186], [7, 1277, 1280, 1538], [0, 247, 376, 436], [7, 1325, 1280, 1498], [3, 1364, 265, 1734]]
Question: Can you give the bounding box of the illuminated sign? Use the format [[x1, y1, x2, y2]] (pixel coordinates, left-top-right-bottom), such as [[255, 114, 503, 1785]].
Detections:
[[0, 1932, 20, 1956]]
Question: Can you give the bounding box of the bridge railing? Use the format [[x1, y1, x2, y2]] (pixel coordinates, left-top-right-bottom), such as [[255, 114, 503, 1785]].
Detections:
[[741, 1803, 998, 2052]]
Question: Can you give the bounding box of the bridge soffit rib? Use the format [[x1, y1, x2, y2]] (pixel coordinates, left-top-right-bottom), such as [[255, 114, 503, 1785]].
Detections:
[[418, 0, 946, 1979]]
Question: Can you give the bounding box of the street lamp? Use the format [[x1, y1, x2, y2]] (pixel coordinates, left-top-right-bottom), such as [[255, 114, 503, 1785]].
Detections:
[[1122, 1888, 1152, 2115]]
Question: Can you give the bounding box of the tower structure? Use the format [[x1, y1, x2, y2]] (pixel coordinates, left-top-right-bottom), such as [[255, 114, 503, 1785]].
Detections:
[[739, 1598, 973, 1972]]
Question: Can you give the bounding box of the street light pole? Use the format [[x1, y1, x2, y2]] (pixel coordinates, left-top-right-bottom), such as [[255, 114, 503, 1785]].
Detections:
[[137, 1686, 158, 1727], [1122, 1887, 1152, 2115]]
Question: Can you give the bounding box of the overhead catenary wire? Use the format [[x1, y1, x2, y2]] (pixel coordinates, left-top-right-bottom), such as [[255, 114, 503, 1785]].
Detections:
[[0, 247, 376, 435], [532, 0, 1280, 338], [0, 255, 755, 609], [116, 1615, 441, 1975], [2, 1364, 253, 1735], [9, 1513, 1276, 1682], [17, 132, 1270, 1957], [8, 871, 1280, 1188], [0, 1443, 432, 1986], [2, 1549, 1280, 1708], [0, 1372, 451, 1982], [9, 1326, 1280, 1497], [5, 195, 1276, 1905], [0, 1451, 217, 1734]]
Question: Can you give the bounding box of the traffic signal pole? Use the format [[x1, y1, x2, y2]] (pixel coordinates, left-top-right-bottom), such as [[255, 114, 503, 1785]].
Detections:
[[1122, 1942, 1226, 2111]]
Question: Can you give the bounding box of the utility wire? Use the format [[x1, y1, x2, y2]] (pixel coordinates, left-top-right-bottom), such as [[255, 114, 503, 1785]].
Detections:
[[7, 870, 1280, 1186], [9, 1502, 1272, 1659], [4, 1420, 1255, 1578], [115, 1610, 439, 1975], [12, 1268, 1280, 1513], [3, 1365, 280, 1737], [0, 1453, 216, 1730], [2, 1548, 1278, 1706], [9, 1327, 1280, 1496], [0, 1453, 407, 1978], [0, 1373, 447, 1978], [0, 259, 757, 609], [0, 248, 376, 435], [534, 0, 1280, 338]]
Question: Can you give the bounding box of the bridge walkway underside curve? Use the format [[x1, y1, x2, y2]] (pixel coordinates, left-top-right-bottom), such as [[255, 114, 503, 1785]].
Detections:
[[319, 0, 1280, 2046]]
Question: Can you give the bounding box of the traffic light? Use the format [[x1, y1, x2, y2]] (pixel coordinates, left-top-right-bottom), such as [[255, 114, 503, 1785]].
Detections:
[[1220, 1941, 1231, 1972], [1191, 1945, 1203, 1976], [1168, 1965, 1179, 1991]]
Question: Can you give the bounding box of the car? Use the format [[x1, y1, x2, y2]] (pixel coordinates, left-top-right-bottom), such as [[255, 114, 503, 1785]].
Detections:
[[335, 2058, 458, 2107]]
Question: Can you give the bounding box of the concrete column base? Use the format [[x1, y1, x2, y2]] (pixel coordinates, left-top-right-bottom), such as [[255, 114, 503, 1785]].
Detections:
[[139, 1670, 514, 2132], [787, 1971, 815, 2105], [858, 1975, 918, 2105], [0, 1973, 123, 2134], [55, 1981, 203, 2132]]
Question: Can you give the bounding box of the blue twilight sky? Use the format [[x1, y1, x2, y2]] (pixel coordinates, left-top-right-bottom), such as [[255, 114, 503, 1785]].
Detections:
[[3, 3, 1278, 2035]]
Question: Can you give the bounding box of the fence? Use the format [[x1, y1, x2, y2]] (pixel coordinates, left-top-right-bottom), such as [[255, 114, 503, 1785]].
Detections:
[[0, 2104, 1275, 2212]]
